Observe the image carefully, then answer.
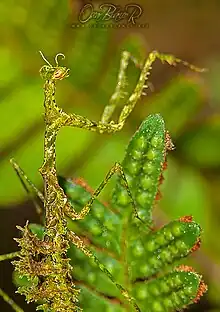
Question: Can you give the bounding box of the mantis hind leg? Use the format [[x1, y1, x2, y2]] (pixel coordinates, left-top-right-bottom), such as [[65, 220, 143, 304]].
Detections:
[[10, 158, 44, 216], [0, 252, 23, 312], [64, 162, 143, 224], [0, 288, 24, 312]]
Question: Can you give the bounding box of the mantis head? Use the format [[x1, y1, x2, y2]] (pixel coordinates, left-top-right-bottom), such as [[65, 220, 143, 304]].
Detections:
[[39, 51, 70, 82]]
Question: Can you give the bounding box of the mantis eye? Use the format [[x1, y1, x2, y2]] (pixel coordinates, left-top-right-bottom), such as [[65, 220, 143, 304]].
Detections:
[[53, 69, 64, 80]]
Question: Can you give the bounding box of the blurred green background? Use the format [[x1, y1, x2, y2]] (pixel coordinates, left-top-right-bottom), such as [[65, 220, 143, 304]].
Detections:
[[1, 0, 220, 311]]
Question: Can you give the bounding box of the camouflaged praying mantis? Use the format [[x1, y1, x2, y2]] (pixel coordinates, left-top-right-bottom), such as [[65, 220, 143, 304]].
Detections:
[[0, 50, 207, 312]]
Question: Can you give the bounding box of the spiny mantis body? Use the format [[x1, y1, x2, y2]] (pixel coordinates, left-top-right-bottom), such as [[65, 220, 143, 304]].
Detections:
[[0, 50, 206, 312]]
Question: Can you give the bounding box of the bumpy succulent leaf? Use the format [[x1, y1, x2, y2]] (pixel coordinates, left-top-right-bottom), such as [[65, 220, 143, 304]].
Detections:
[[128, 217, 201, 281], [112, 114, 168, 226], [132, 266, 207, 312]]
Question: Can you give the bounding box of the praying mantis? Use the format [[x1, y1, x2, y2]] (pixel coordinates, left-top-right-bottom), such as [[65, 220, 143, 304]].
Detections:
[[0, 49, 207, 312]]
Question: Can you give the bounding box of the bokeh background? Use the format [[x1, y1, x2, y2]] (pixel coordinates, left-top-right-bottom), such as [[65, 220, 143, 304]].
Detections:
[[1, 0, 220, 311]]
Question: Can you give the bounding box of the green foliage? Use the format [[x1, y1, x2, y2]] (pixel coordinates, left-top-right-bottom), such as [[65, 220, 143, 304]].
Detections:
[[133, 268, 202, 312], [112, 114, 167, 225]]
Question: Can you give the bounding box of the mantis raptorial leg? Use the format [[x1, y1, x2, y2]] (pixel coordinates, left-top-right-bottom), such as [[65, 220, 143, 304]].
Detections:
[[50, 50, 205, 135]]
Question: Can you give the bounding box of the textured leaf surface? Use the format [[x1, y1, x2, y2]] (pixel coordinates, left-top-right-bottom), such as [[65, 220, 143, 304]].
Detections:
[[112, 114, 166, 225]]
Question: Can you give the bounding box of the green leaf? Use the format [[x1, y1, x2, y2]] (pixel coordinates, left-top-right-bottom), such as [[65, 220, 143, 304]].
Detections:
[[132, 268, 205, 312], [112, 114, 166, 225]]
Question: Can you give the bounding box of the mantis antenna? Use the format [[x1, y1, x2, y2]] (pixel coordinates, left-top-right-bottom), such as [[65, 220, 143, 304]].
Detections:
[[39, 50, 52, 67], [55, 53, 65, 66]]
